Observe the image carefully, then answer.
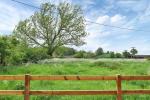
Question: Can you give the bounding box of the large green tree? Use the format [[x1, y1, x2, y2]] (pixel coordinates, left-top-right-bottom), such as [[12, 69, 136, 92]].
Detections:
[[14, 2, 87, 56]]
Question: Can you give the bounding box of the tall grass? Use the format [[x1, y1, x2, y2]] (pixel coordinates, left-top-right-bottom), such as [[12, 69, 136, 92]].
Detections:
[[0, 59, 150, 99]]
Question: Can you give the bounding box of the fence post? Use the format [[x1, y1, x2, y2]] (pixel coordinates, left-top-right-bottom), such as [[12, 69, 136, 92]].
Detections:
[[116, 74, 122, 100], [24, 74, 30, 100]]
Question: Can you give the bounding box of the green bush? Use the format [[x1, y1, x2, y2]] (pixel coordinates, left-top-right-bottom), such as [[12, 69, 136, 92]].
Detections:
[[6, 46, 49, 65], [115, 53, 122, 58], [24, 48, 49, 63], [8, 52, 25, 65], [96, 53, 110, 58], [74, 51, 86, 58], [54, 46, 76, 57], [110, 52, 115, 58], [83, 52, 95, 58]]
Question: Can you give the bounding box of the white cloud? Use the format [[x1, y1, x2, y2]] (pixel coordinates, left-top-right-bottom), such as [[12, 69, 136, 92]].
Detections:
[[0, 1, 34, 34], [78, 14, 129, 51], [110, 14, 126, 25], [96, 14, 127, 27], [96, 15, 110, 24]]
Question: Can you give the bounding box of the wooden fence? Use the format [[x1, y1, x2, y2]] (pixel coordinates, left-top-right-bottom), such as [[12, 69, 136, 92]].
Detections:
[[0, 74, 150, 100]]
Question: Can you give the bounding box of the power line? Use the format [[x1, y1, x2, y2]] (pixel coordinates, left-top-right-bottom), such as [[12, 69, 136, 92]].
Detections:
[[10, 0, 150, 32], [86, 20, 150, 32], [11, 0, 41, 9]]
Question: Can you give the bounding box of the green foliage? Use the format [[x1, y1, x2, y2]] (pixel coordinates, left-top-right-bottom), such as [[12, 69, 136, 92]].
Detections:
[[74, 51, 95, 58], [0, 36, 10, 66], [8, 50, 26, 65], [122, 50, 131, 58], [83, 51, 95, 58], [96, 52, 122, 58], [14, 82, 24, 90], [95, 47, 103, 56], [54, 46, 76, 57], [115, 53, 122, 58], [130, 47, 138, 56], [96, 53, 110, 58], [14, 2, 87, 56], [0, 35, 27, 65], [74, 50, 86, 58], [0, 35, 50, 65], [110, 51, 115, 58], [106, 51, 110, 54], [24, 47, 49, 63]]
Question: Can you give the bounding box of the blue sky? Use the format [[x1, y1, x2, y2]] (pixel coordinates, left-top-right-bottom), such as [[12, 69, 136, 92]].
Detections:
[[0, 0, 150, 54]]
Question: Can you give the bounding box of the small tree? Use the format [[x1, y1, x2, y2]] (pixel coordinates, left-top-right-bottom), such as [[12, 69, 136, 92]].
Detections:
[[115, 53, 122, 58], [95, 47, 104, 56], [122, 50, 131, 58], [130, 47, 138, 57], [110, 52, 115, 58], [14, 2, 87, 56]]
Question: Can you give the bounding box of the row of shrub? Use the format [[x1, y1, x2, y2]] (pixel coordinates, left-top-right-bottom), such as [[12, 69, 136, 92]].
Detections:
[[0, 35, 139, 66]]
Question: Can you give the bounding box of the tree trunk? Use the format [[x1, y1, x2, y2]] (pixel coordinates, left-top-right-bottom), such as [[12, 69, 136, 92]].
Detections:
[[47, 48, 53, 57], [0, 57, 2, 65], [47, 46, 59, 58], [0, 56, 5, 66]]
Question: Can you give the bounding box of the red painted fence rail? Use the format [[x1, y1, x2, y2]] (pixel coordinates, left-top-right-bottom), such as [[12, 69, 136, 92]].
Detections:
[[0, 74, 150, 100]]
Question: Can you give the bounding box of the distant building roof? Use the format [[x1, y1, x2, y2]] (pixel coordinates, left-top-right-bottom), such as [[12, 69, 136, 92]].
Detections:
[[133, 55, 150, 58]]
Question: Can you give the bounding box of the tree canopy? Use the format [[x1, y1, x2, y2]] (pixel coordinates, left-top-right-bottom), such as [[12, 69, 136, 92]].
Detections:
[[122, 50, 131, 58], [14, 2, 87, 56], [95, 47, 104, 56], [130, 47, 138, 56]]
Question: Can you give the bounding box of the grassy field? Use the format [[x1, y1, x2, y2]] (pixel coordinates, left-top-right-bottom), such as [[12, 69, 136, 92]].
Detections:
[[0, 59, 150, 100]]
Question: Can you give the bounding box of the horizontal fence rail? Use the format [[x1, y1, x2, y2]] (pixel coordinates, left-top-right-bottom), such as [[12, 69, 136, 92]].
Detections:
[[0, 75, 150, 100]]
